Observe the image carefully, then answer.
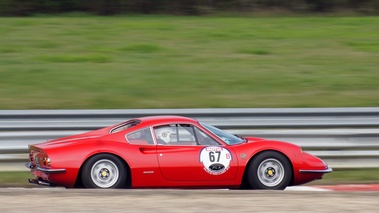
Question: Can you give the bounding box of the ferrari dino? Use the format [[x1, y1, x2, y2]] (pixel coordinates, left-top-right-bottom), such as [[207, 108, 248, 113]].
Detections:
[[26, 115, 332, 189]]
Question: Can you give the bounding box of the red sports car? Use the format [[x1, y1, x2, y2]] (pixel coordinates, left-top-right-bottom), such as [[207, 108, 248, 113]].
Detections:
[[26, 115, 332, 190]]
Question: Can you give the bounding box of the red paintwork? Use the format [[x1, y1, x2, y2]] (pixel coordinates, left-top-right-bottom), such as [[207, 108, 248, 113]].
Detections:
[[27, 115, 330, 188]]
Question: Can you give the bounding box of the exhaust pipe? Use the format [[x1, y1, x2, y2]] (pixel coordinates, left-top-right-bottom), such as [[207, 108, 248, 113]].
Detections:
[[28, 178, 56, 187]]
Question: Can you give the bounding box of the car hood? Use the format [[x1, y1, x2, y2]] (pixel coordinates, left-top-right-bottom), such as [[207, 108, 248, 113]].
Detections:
[[244, 136, 300, 148], [244, 136, 268, 142]]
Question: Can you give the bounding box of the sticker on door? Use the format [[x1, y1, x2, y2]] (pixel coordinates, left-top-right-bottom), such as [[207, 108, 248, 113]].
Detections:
[[199, 147, 232, 175]]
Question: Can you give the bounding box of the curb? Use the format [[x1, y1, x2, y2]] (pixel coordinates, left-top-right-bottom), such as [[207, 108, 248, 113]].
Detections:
[[314, 184, 379, 191], [287, 184, 379, 191]]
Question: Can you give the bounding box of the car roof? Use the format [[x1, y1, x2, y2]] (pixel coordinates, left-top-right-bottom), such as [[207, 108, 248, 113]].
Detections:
[[136, 115, 199, 127]]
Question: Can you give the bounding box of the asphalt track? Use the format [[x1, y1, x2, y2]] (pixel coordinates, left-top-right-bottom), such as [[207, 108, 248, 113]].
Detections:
[[1, 188, 379, 212]]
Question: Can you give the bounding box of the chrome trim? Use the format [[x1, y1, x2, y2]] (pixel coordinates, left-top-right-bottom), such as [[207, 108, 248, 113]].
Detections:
[[25, 162, 66, 173], [109, 119, 141, 134], [25, 162, 34, 169], [299, 167, 333, 173]]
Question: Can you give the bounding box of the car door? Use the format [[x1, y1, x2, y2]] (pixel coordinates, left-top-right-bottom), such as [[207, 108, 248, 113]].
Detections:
[[154, 123, 238, 182]]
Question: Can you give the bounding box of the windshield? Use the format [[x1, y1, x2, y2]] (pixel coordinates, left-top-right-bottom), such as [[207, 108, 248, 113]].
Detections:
[[200, 122, 244, 145]]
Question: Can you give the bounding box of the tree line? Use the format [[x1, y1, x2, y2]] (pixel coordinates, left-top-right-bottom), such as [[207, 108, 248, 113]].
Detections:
[[1, 0, 378, 16]]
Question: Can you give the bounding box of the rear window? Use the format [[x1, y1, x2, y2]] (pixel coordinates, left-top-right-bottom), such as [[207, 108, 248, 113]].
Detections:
[[110, 119, 141, 134]]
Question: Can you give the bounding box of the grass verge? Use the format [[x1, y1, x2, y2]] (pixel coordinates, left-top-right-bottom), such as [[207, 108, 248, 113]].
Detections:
[[312, 168, 379, 185], [0, 16, 378, 109]]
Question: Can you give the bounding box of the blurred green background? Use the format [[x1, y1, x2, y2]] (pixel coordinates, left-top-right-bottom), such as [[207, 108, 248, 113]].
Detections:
[[0, 1, 379, 109], [0, 15, 378, 109]]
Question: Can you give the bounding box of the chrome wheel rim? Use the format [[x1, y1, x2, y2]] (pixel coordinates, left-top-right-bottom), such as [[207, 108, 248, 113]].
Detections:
[[257, 158, 285, 187], [90, 159, 119, 188]]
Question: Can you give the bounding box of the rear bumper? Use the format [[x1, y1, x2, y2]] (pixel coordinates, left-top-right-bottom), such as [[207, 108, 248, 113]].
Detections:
[[25, 162, 66, 173], [299, 166, 333, 173]]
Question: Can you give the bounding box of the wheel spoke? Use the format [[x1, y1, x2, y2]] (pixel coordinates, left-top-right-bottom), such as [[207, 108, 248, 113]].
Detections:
[[256, 158, 285, 187], [90, 159, 119, 188]]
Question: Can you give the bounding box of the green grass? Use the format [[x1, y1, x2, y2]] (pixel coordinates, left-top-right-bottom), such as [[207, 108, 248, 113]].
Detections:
[[312, 168, 379, 185], [1, 169, 378, 187], [0, 171, 33, 187], [0, 15, 378, 109]]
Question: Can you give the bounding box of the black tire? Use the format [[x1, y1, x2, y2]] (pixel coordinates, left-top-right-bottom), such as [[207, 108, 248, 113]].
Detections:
[[81, 154, 127, 189], [247, 151, 292, 190]]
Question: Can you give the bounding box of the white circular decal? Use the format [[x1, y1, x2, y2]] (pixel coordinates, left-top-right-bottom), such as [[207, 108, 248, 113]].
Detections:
[[200, 147, 232, 175]]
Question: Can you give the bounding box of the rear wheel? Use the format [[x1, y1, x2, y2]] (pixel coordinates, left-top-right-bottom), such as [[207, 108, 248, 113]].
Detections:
[[81, 154, 127, 188], [247, 151, 292, 190]]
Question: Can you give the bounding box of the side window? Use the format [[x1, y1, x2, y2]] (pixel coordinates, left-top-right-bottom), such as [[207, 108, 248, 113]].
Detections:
[[153, 124, 220, 146], [126, 127, 154, 145], [154, 125, 180, 145], [110, 119, 141, 134]]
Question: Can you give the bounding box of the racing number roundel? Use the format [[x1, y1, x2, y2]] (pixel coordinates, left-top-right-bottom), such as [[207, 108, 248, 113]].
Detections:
[[200, 147, 232, 175]]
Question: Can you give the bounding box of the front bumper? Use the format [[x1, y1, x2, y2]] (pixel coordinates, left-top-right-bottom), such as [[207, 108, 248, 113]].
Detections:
[[299, 166, 333, 173], [25, 162, 66, 173]]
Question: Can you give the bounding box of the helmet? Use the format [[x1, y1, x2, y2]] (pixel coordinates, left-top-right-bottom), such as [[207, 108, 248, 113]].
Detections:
[[155, 126, 176, 143]]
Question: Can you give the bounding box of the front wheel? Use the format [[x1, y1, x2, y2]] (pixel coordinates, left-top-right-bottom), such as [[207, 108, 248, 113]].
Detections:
[[81, 154, 127, 188], [247, 151, 292, 190]]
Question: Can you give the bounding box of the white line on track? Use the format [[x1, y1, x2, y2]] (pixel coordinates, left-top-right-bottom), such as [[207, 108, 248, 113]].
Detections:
[[285, 186, 332, 191]]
